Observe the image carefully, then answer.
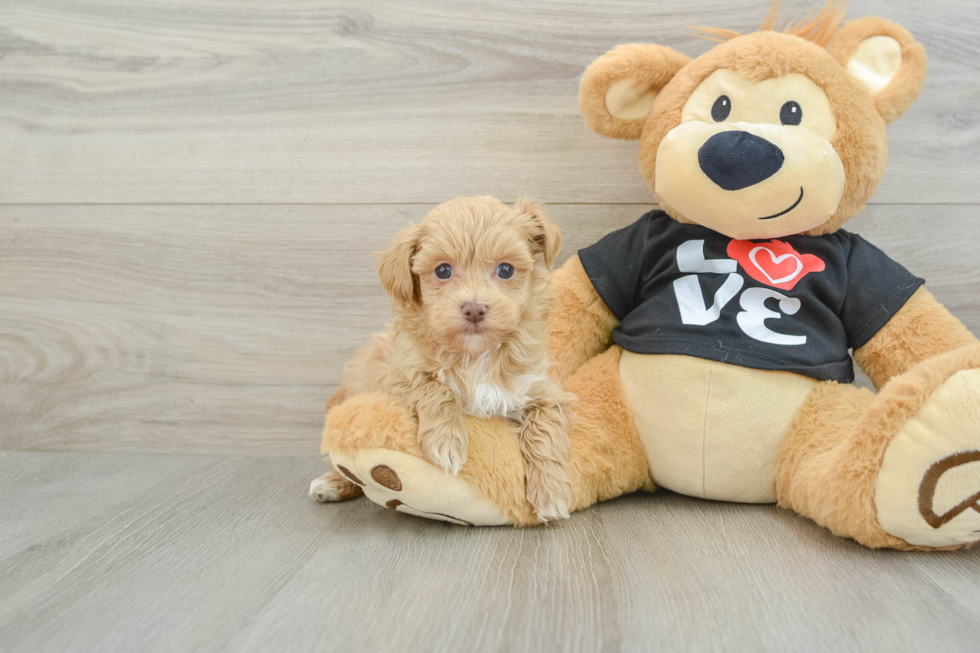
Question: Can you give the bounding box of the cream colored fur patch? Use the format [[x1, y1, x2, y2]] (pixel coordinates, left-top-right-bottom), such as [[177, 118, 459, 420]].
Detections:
[[620, 352, 817, 503], [846, 36, 902, 96], [605, 78, 658, 121], [876, 369, 980, 547]]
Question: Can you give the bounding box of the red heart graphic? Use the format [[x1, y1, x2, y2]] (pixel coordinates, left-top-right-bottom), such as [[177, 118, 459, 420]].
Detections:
[[727, 239, 825, 291]]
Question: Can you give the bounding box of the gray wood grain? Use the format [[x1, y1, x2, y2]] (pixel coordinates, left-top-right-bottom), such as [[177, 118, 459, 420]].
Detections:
[[0, 452, 978, 653], [1, 203, 977, 456], [0, 0, 977, 204]]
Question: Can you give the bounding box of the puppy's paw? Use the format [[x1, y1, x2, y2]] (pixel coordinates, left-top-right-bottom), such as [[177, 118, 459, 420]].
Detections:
[[526, 464, 573, 523], [533, 498, 571, 523], [418, 420, 468, 476], [309, 471, 363, 503]]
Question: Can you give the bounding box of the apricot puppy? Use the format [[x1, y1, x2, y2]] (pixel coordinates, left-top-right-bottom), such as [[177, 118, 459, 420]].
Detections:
[[311, 196, 575, 521]]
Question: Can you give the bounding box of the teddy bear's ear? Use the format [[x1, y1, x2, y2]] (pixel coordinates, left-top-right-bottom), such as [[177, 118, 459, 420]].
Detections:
[[514, 196, 561, 270], [825, 17, 927, 124], [377, 223, 421, 307], [579, 44, 691, 140]]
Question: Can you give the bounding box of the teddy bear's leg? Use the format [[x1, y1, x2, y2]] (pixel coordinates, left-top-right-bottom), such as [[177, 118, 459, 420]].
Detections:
[[562, 346, 655, 511], [320, 346, 653, 526], [777, 345, 980, 550], [320, 392, 515, 525]]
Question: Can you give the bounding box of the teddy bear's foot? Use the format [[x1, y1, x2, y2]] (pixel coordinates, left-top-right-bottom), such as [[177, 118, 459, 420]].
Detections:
[[875, 369, 980, 548], [329, 447, 512, 526], [779, 344, 980, 550]]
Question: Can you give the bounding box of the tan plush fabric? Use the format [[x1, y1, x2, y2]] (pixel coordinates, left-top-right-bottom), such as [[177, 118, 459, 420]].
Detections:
[[778, 344, 980, 550], [322, 392, 422, 457], [621, 353, 817, 503], [322, 392, 535, 524], [876, 370, 980, 547], [563, 347, 656, 508], [854, 287, 978, 389], [579, 44, 690, 140], [545, 256, 619, 383]]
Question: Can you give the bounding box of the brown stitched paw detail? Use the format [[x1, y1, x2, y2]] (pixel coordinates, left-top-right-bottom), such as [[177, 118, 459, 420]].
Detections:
[[336, 465, 365, 487], [386, 499, 403, 509], [918, 451, 980, 529], [371, 464, 402, 491]]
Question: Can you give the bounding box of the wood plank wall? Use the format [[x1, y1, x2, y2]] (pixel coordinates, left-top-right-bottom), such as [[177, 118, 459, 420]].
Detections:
[[1, 0, 978, 456]]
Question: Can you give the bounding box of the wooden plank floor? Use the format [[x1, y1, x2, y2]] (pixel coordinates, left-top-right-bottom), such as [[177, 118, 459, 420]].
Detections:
[[1, 452, 979, 653], [2, 0, 979, 651]]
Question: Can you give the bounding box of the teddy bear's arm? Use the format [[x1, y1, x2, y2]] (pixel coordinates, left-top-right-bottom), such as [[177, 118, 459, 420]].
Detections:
[[546, 256, 619, 383], [853, 287, 977, 389]]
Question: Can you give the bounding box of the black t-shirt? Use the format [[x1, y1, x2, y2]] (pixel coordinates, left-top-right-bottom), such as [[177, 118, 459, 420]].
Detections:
[[579, 210, 923, 383]]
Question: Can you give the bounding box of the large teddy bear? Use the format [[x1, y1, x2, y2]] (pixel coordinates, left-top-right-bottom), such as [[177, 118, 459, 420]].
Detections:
[[318, 2, 980, 550]]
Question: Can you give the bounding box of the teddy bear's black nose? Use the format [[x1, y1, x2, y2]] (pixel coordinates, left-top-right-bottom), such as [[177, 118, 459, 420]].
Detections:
[[698, 130, 785, 191]]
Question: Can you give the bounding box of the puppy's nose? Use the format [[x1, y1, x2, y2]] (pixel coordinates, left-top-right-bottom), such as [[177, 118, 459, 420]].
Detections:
[[698, 130, 784, 191], [461, 302, 488, 323]]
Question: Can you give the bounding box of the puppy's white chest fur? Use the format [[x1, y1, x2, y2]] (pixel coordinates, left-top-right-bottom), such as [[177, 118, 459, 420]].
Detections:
[[440, 363, 543, 421], [466, 374, 543, 420]]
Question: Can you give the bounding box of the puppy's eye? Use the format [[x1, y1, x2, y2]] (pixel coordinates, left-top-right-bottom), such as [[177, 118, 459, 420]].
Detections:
[[780, 101, 802, 126], [434, 264, 453, 280], [496, 263, 515, 280], [711, 95, 731, 122]]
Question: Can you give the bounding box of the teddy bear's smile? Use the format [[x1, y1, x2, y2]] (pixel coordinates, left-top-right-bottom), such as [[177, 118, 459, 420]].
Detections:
[[759, 186, 804, 220]]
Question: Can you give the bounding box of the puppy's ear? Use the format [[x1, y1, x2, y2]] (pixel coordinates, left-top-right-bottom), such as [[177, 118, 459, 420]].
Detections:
[[377, 223, 421, 307], [825, 17, 926, 124], [580, 44, 691, 140], [515, 197, 561, 270]]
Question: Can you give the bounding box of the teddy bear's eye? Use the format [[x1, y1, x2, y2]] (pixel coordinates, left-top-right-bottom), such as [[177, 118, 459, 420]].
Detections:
[[435, 263, 453, 280], [780, 101, 802, 126], [711, 95, 731, 122]]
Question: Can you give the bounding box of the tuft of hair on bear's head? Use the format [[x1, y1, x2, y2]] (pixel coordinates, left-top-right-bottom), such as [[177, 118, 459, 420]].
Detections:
[[693, 0, 848, 46]]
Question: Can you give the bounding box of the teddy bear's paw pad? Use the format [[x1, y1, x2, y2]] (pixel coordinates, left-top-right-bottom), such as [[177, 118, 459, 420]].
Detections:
[[876, 369, 980, 548], [328, 448, 511, 526]]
